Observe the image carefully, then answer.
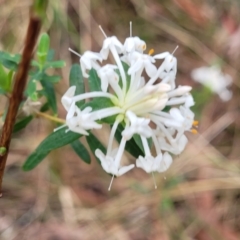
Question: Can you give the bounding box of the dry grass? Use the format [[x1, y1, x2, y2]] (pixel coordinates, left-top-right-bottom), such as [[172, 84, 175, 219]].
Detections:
[[1, 0, 240, 239]]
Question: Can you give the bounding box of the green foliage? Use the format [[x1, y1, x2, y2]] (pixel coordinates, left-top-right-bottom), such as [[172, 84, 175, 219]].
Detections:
[[89, 68, 102, 91], [37, 33, 50, 67], [0, 64, 9, 93], [13, 116, 34, 133], [22, 128, 82, 171], [0, 147, 6, 156], [40, 78, 57, 114], [86, 133, 106, 163], [0, 51, 20, 70], [69, 64, 85, 107], [71, 139, 91, 164]]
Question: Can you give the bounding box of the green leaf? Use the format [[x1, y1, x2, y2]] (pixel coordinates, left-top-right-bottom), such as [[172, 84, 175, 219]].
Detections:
[[23, 150, 50, 171], [115, 124, 144, 158], [133, 134, 144, 153], [0, 51, 20, 71], [71, 139, 91, 164], [69, 64, 85, 107], [133, 134, 152, 153], [47, 49, 55, 61], [89, 68, 101, 91], [86, 133, 106, 162], [42, 74, 61, 83], [37, 33, 50, 66], [40, 79, 57, 114], [26, 78, 37, 99], [0, 147, 7, 156], [0, 51, 21, 64], [45, 60, 66, 69], [13, 116, 33, 133], [116, 61, 131, 90], [7, 70, 14, 91], [0, 64, 8, 92], [37, 128, 82, 152], [40, 102, 49, 112], [81, 97, 116, 124], [23, 128, 82, 171]]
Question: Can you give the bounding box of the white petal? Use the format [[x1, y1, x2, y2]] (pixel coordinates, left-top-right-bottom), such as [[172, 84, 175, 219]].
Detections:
[[154, 52, 170, 59], [118, 164, 135, 176], [144, 61, 157, 77], [158, 152, 172, 172], [170, 108, 184, 121]]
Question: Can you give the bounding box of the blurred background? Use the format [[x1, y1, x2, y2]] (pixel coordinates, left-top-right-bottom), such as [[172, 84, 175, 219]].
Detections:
[[0, 0, 240, 239]]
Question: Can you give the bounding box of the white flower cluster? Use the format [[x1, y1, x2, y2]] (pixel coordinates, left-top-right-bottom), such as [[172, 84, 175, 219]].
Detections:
[[61, 25, 197, 189], [191, 65, 232, 102]]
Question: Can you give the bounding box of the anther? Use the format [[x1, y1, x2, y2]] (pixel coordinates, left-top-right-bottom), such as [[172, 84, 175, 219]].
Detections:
[[148, 49, 154, 55], [192, 120, 199, 127], [191, 129, 198, 134]]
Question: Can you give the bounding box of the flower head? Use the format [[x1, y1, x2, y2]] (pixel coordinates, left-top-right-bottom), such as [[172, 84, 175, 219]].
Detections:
[[63, 24, 196, 189], [191, 65, 232, 101]]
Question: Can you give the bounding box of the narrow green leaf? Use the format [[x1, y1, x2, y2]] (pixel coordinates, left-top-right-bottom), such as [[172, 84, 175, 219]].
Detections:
[[23, 128, 82, 171], [23, 150, 50, 171], [88, 68, 101, 91], [69, 64, 85, 107], [47, 49, 55, 61], [0, 64, 8, 92], [13, 116, 33, 133], [0, 51, 21, 64], [71, 139, 91, 164], [133, 134, 144, 153], [40, 102, 49, 112], [26, 78, 37, 99], [7, 70, 14, 92], [133, 134, 152, 153], [41, 79, 57, 114], [31, 60, 39, 67], [42, 74, 61, 83], [37, 128, 82, 152], [37, 33, 50, 65], [45, 60, 66, 69], [80, 97, 116, 124], [116, 61, 131, 90], [86, 133, 106, 162]]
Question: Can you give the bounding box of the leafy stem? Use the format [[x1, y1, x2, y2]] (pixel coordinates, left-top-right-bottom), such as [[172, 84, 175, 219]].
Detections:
[[0, 2, 45, 195]]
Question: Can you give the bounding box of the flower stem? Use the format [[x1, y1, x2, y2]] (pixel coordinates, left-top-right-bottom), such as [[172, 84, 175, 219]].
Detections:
[[0, 2, 44, 195], [36, 111, 65, 124]]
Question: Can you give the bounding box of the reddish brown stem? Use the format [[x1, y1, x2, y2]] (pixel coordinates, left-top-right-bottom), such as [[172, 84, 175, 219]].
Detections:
[[0, 12, 42, 195]]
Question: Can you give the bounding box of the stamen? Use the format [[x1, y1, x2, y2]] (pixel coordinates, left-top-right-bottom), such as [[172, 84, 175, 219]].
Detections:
[[99, 25, 108, 39], [152, 172, 157, 189], [130, 21, 132, 37], [148, 48, 154, 55], [191, 129, 198, 134], [193, 120, 199, 126], [108, 175, 115, 191], [170, 45, 179, 62], [142, 44, 146, 50], [68, 48, 82, 58], [171, 45, 179, 56]]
